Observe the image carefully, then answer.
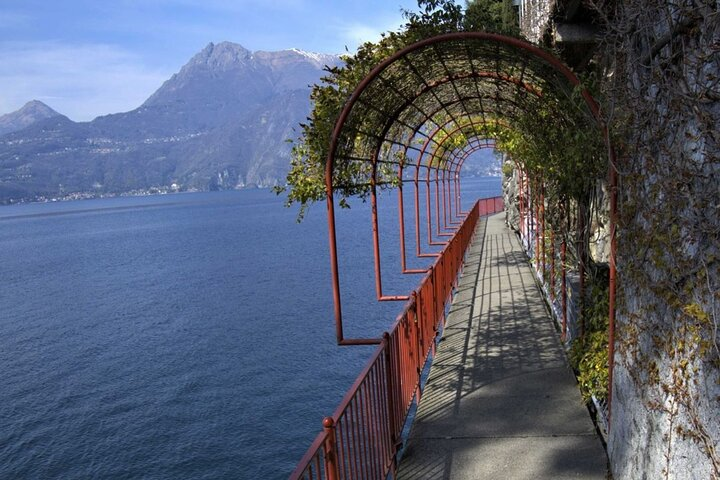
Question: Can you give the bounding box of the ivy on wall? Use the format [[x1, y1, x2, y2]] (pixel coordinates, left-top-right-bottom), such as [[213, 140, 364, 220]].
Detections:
[[588, 0, 720, 476]]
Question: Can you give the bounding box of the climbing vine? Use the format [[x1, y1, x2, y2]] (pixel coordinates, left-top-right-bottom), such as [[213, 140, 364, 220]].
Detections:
[[588, 0, 720, 476], [570, 268, 610, 402], [274, 0, 524, 219]]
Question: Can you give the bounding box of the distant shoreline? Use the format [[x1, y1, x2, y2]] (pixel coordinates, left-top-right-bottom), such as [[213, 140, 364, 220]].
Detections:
[[0, 184, 275, 207], [1, 173, 501, 208]]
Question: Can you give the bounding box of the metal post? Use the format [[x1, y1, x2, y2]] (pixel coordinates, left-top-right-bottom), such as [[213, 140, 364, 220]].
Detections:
[[517, 165, 524, 240], [435, 168, 442, 237], [383, 332, 399, 478], [326, 193, 345, 345], [371, 160, 383, 300], [322, 417, 340, 480]]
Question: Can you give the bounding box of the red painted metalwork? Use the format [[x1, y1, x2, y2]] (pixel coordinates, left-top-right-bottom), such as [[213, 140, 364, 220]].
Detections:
[[322, 418, 340, 480], [434, 168, 452, 238], [291, 200, 505, 480], [369, 155, 411, 302], [411, 120, 497, 244], [408, 124, 476, 256], [321, 29, 617, 425], [397, 113, 501, 251], [397, 164, 429, 275]]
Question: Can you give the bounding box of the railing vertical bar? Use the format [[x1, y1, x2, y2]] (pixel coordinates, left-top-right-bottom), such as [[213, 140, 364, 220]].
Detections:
[[362, 383, 375, 479], [348, 401, 359, 480], [550, 229, 556, 300], [355, 384, 368, 480], [291, 197, 501, 480], [379, 341, 393, 474], [365, 366, 378, 479], [393, 329, 403, 436], [381, 342, 395, 476], [375, 358, 387, 470], [371, 362, 386, 479], [370, 370, 383, 479], [309, 455, 316, 480], [336, 418, 345, 480]]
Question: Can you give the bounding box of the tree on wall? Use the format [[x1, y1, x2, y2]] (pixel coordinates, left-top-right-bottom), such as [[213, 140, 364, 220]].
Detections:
[[463, 0, 520, 35], [275, 0, 524, 219]]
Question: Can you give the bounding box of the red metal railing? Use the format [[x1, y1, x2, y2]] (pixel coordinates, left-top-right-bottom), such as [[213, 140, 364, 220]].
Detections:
[[290, 197, 504, 480]]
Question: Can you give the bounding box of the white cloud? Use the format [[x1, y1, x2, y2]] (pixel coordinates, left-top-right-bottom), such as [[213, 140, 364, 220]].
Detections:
[[343, 24, 387, 47], [333, 16, 408, 52], [0, 42, 171, 121]]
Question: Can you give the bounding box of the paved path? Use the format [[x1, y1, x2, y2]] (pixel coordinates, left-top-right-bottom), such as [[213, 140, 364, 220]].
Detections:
[[396, 214, 608, 480]]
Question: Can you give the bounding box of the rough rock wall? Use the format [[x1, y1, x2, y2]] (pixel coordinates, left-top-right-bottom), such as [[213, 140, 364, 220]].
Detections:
[[502, 159, 520, 230], [518, 0, 555, 43], [588, 182, 610, 264], [597, 1, 720, 478], [517, 1, 720, 478]]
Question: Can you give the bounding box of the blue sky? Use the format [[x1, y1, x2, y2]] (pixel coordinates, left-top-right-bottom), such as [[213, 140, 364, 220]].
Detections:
[[0, 0, 464, 121]]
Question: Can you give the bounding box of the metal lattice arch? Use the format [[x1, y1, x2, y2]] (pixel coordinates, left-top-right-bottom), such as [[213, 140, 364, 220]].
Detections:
[[323, 31, 618, 411], [326, 32, 605, 191], [288, 32, 622, 479], [324, 31, 617, 349]]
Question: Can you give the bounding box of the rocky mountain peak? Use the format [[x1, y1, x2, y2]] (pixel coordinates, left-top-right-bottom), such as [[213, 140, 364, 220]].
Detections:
[[21, 100, 59, 115], [188, 41, 252, 70], [0, 43, 342, 203], [0, 100, 62, 136]]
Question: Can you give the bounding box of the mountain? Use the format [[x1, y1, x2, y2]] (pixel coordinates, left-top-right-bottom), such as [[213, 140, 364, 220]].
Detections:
[[0, 42, 340, 203], [0, 100, 62, 137]]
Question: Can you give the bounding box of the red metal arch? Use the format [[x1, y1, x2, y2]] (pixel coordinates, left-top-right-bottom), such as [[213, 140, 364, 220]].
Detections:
[[324, 32, 617, 420]]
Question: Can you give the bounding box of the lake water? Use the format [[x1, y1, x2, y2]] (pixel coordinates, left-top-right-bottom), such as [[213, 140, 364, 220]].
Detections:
[[0, 177, 501, 479]]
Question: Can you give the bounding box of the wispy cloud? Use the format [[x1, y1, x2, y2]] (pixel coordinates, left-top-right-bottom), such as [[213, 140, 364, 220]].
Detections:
[[332, 15, 408, 52], [0, 42, 171, 121]]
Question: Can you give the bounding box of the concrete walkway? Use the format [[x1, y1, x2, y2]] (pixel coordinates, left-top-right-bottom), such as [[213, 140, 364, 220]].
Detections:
[[397, 214, 608, 480]]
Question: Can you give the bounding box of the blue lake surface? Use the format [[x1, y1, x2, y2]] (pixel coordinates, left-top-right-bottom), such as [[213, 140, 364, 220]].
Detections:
[[0, 177, 501, 479]]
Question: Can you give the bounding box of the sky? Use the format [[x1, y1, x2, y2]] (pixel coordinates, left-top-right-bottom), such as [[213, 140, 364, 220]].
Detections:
[[0, 0, 464, 122]]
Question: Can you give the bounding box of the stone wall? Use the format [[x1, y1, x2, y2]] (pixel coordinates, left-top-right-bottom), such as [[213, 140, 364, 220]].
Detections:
[[518, 0, 555, 43], [502, 158, 520, 230], [516, 1, 720, 478], [602, 1, 720, 478], [588, 181, 610, 264]]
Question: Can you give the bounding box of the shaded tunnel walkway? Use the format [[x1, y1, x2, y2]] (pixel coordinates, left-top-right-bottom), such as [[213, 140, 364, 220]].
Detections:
[[396, 214, 608, 479]]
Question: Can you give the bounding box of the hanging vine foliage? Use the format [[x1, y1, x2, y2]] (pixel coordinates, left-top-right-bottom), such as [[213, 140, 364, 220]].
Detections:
[[587, 0, 720, 476]]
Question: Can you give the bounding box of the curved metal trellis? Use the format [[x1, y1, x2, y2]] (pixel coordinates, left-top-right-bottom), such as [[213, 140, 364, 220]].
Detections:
[[322, 28, 618, 424], [290, 31, 621, 480]]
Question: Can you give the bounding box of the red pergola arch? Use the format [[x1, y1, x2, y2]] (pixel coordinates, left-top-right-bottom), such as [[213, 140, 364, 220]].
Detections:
[[323, 31, 617, 417]]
